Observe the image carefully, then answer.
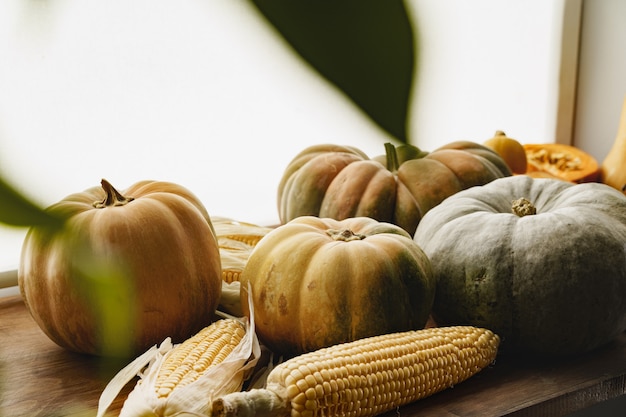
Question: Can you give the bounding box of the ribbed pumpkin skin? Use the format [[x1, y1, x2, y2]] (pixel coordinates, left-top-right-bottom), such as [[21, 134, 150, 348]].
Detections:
[[277, 141, 511, 236], [277, 144, 368, 223], [18, 180, 222, 357], [239, 216, 435, 356], [414, 175, 626, 356]]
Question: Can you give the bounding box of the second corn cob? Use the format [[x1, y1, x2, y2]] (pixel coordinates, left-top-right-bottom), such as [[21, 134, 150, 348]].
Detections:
[[212, 326, 500, 417], [213, 217, 272, 316], [212, 216, 272, 283]]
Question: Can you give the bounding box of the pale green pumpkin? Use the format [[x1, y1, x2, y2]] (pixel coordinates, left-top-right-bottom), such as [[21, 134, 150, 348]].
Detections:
[[414, 175, 626, 356]]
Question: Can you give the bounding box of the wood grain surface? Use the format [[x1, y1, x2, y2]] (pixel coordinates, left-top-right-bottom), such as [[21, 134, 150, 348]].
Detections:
[[1, 294, 625, 417]]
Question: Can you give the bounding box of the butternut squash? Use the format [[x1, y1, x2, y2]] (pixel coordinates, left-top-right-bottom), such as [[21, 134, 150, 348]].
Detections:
[[483, 130, 527, 174], [600, 95, 626, 194]]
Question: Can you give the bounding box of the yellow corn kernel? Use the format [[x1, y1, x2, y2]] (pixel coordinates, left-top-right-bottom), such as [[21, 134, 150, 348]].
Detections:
[[154, 318, 246, 398], [222, 269, 243, 283], [219, 247, 249, 283], [212, 326, 500, 417]]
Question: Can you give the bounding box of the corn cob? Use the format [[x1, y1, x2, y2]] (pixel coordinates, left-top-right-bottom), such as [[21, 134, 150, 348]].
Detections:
[[151, 318, 246, 399], [213, 216, 272, 249], [212, 326, 500, 417], [212, 216, 272, 283], [219, 233, 268, 249], [97, 317, 260, 417], [220, 249, 251, 283]]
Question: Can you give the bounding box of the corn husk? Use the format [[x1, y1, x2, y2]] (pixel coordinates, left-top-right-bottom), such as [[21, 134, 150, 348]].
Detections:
[[219, 280, 244, 317]]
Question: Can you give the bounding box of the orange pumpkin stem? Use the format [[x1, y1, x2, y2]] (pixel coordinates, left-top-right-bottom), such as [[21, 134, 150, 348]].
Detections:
[[326, 228, 366, 242], [93, 179, 135, 208], [511, 197, 536, 217]]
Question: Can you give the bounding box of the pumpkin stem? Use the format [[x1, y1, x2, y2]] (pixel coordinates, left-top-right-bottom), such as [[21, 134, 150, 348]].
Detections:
[[384, 142, 400, 172], [511, 197, 536, 217], [326, 228, 366, 242], [93, 179, 134, 208]]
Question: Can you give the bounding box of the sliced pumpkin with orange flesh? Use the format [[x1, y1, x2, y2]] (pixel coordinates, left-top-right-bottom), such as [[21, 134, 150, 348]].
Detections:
[[523, 143, 600, 183]]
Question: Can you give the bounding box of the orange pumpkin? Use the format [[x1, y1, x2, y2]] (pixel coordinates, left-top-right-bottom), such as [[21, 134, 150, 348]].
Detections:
[[277, 141, 511, 236], [239, 216, 435, 356], [18, 179, 222, 357]]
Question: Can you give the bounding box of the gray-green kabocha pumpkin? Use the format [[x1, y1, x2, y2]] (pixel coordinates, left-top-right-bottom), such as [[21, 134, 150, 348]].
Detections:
[[413, 175, 626, 356]]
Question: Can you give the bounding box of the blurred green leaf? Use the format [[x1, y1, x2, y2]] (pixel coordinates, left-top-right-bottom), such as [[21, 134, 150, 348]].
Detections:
[[250, 0, 415, 142], [0, 176, 65, 229], [71, 242, 137, 358]]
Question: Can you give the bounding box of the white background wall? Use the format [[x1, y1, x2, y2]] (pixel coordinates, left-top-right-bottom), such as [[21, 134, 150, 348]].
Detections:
[[407, 0, 577, 150], [0, 0, 394, 272], [1, 0, 624, 274]]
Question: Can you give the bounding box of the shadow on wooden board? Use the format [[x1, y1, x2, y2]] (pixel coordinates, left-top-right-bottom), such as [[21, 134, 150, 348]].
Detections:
[[568, 394, 626, 416]]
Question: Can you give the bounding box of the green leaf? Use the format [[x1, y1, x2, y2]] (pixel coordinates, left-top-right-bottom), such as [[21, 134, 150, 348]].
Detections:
[[71, 243, 137, 358], [0, 176, 65, 230], [250, 0, 415, 142]]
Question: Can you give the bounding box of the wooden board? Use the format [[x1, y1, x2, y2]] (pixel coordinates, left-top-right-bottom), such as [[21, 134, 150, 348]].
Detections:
[[1, 294, 625, 417]]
